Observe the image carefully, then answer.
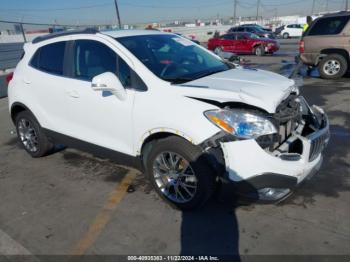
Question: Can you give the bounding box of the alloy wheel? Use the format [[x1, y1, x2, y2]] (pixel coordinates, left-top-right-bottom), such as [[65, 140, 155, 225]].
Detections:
[[152, 151, 198, 203], [17, 118, 39, 152], [323, 60, 341, 76]]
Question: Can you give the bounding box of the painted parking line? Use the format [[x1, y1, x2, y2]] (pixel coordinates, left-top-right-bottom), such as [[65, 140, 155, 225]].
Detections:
[[70, 169, 138, 255]]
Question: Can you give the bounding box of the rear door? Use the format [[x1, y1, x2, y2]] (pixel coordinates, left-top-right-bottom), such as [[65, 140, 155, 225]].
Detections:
[[220, 34, 236, 52], [26, 41, 71, 133], [235, 34, 250, 53], [287, 25, 297, 36]]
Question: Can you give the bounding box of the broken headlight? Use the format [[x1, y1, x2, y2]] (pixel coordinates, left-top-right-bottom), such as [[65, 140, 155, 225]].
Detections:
[[204, 109, 277, 139]]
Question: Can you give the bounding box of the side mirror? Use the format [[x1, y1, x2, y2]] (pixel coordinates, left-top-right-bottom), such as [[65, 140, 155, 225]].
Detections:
[[91, 72, 126, 100]]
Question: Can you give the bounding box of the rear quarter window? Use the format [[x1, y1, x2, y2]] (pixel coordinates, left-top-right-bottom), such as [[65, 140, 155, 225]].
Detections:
[[308, 16, 350, 36], [30, 41, 66, 75]]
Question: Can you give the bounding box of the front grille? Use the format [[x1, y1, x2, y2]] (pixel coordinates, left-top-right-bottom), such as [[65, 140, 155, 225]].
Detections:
[[274, 94, 301, 145], [309, 131, 329, 162]]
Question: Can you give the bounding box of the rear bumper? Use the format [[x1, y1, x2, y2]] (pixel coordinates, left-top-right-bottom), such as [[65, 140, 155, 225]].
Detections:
[[219, 102, 330, 202]]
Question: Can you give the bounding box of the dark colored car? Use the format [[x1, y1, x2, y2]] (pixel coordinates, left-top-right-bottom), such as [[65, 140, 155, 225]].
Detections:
[[300, 11, 350, 79], [228, 26, 276, 39], [208, 32, 279, 56], [240, 24, 273, 32]]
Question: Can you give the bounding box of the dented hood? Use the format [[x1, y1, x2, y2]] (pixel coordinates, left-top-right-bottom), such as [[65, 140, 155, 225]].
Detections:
[[178, 68, 297, 113]]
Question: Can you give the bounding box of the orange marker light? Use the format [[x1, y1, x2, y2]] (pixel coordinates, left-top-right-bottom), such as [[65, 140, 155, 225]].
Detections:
[[207, 115, 235, 134]]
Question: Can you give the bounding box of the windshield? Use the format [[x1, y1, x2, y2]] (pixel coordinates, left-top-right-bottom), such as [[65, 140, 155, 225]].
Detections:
[[116, 34, 232, 84]]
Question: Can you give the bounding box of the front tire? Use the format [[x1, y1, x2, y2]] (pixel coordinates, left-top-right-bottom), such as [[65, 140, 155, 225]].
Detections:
[[254, 45, 265, 56], [15, 111, 53, 157], [143, 136, 215, 210], [318, 54, 348, 79]]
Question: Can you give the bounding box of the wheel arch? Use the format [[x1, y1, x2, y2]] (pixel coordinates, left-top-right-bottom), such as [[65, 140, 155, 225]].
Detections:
[[138, 129, 197, 157], [319, 48, 350, 64], [252, 43, 263, 49], [10, 102, 34, 124]]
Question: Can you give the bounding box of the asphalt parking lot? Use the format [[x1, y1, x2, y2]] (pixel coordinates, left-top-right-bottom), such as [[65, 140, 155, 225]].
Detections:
[[0, 39, 349, 260]]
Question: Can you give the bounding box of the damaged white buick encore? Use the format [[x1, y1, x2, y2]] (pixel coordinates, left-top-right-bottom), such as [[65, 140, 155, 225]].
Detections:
[[8, 29, 330, 210]]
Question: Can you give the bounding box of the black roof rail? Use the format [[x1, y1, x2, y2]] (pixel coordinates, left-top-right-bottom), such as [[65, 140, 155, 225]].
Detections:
[[32, 28, 99, 44]]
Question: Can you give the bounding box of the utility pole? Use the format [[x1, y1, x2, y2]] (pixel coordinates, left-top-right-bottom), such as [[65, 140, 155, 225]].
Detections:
[[256, 0, 260, 22], [326, 0, 329, 12], [346, 0, 349, 11], [274, 8, 278, 20], [233, 0, 237, 25], [311, 0, 316, 14], [114, 0, 122, 29]]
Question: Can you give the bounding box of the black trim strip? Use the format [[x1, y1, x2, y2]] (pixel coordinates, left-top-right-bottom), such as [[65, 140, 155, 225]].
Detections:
[[43, 129, 143, 170], [32, 28, 98, 44]]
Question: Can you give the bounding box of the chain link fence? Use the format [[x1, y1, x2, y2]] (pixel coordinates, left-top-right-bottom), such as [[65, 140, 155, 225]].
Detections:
[[0, 20, 117, 97], [0, 20, 118, 70]]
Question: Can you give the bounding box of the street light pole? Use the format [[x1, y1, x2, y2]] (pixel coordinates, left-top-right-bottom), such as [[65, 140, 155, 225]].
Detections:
[[256, 0, 260, 22], [233, 0, 237, 25], [114, 0, 122, 29], [346, 0, 349, 11]]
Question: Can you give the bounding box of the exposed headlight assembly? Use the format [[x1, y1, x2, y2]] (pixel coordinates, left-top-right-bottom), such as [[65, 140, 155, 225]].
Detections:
[[204, 109, 277, 139]]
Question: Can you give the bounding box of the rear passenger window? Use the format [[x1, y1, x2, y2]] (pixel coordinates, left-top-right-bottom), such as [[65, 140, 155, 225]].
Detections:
[[222, 34, 234, 40], [30, 41, 65, 75], [308, 16, 350, 35]]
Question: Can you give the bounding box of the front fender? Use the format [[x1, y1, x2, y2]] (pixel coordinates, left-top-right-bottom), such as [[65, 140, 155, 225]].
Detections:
[[132, 89, 221, 155]]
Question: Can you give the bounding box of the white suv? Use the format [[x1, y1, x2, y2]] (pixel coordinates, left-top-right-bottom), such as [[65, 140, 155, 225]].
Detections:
[[8, 29, 330, 210], [281, 24, 304, 39]]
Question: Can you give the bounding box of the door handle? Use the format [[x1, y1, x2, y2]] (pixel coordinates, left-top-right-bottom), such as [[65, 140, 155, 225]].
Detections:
[[67, 90, 80, 98]]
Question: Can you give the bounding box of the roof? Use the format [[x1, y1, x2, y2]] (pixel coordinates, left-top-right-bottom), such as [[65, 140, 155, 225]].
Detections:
[[101, 29, 169, 38], [31, 28, 170, 44]]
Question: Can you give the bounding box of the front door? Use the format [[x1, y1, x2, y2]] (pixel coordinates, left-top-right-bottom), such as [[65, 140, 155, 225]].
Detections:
[[63, 39, 136, 156]]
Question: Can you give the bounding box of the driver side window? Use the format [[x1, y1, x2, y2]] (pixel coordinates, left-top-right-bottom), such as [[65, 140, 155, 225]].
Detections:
[[73, 40, 146, 90]]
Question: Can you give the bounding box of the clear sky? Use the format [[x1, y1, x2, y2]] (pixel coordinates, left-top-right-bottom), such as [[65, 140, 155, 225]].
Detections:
[[0, 0, 347, 25]]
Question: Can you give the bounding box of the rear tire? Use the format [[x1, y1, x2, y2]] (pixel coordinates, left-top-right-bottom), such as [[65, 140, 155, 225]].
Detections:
[[15, 111, 54, 158], [318, 54, 348, 79], [143, 136, 216, 210], [254, 46, 265, 56], [283, 33, 289, 39]]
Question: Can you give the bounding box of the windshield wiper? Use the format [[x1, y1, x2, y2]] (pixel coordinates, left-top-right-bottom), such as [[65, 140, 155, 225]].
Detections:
[[162, 77, 193, 84], [163, 67, 233, 84]]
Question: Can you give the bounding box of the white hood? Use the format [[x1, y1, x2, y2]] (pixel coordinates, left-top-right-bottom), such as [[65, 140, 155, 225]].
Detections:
[[178, 68, 297, 113]]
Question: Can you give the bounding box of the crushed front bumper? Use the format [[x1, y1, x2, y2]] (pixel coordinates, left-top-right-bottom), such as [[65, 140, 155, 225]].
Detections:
[[219, 103, 330, 202]]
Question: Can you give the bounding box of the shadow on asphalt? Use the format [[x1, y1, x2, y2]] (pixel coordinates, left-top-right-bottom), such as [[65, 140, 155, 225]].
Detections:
[[180, 199, 241, 261], [179, 154, 258, 260]]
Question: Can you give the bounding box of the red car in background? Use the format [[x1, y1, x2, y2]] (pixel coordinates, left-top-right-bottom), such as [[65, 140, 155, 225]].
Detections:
[[208, 32, 280, 56]]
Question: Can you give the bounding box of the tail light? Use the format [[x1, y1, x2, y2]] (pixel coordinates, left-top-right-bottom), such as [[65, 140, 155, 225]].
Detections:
[[6, 72, 14, 86], [299, 40, 305, 54]]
